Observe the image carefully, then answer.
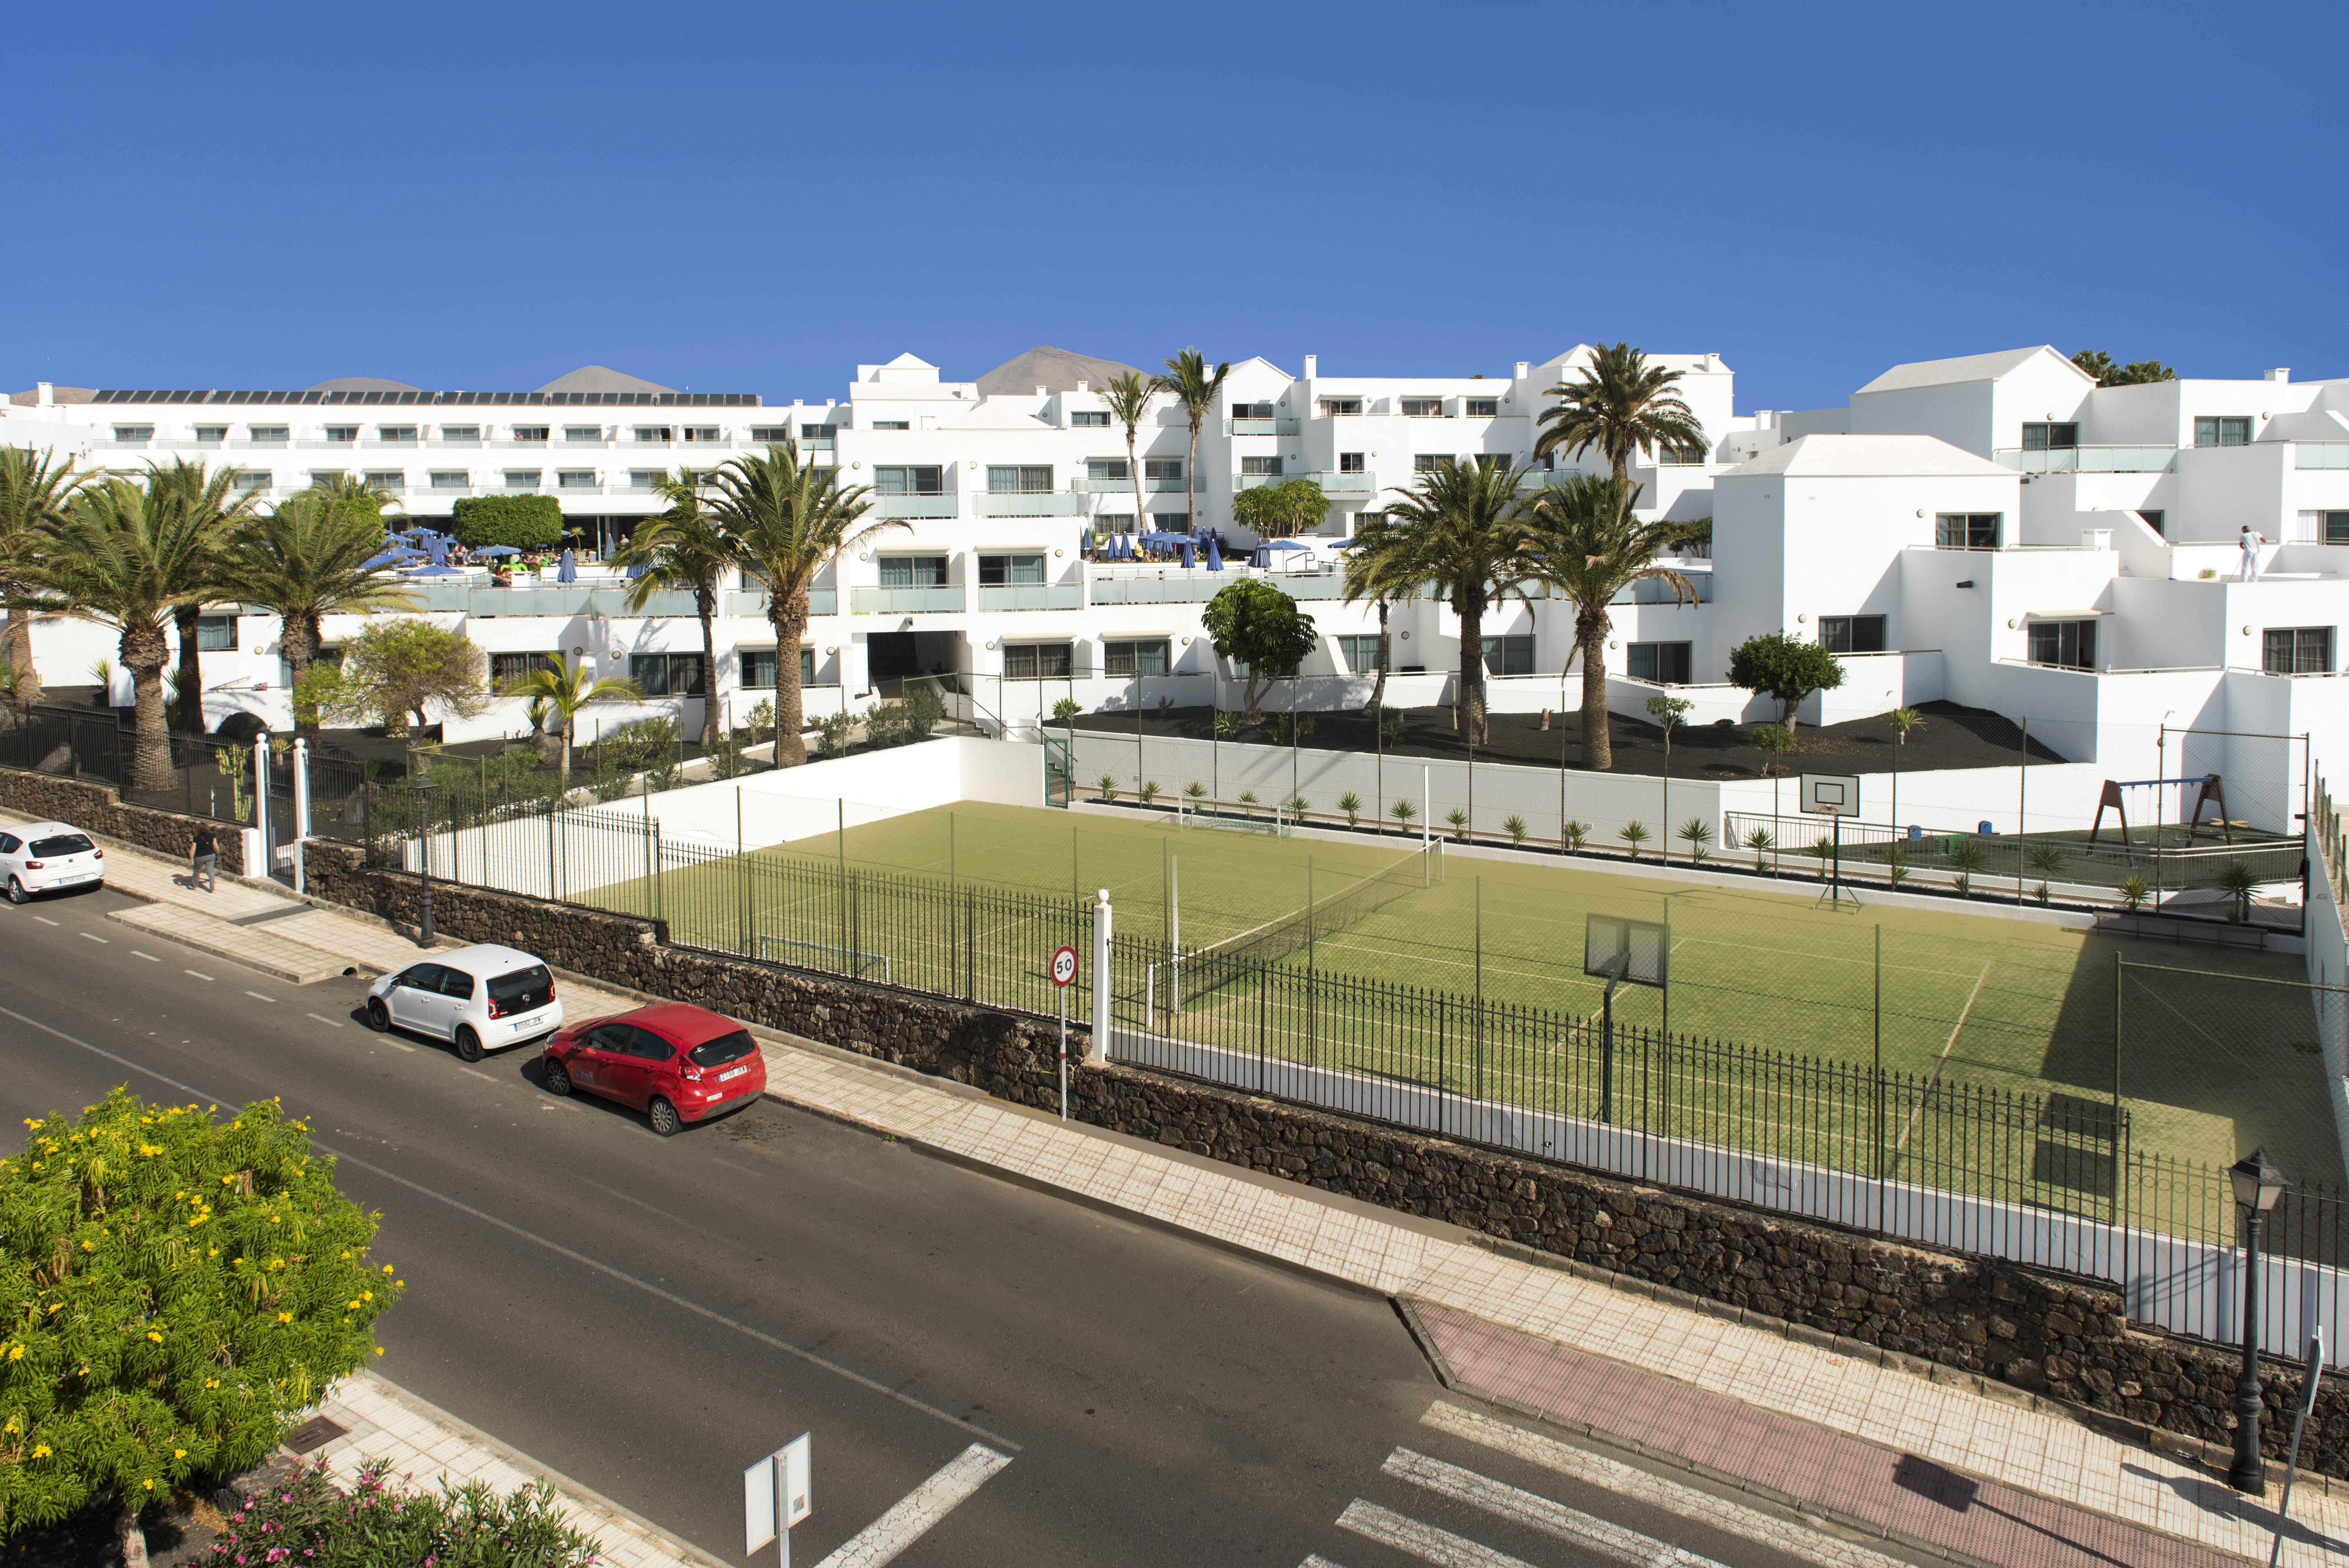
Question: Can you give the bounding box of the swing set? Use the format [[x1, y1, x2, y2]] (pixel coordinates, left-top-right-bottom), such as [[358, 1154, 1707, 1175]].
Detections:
[[2087, 772, 2234, 857]]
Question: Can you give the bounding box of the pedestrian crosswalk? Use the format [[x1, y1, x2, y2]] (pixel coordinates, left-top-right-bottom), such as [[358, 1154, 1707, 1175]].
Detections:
[[1301, 1401, 1914, 1568]]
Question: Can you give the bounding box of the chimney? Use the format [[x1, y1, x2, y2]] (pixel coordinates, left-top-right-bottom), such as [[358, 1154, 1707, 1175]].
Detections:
[[1076, 381, 1089, 394], [1513, 362, 1529, 380], [793, 397, 804, 408], [1302, 355, 1317, 378], [1704, 353, 1722, 371], [825, 398, 835, 408], [2267, 368, 2291, 382], [1757, 410, 1775, 429], [35, 382, 53, 407], [1036, 385, 1048, 398]]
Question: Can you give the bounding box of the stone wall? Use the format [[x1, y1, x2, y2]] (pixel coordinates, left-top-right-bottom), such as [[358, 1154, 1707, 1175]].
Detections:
[[298, 838, 2349, 1478], [0, 766, 245, 873]]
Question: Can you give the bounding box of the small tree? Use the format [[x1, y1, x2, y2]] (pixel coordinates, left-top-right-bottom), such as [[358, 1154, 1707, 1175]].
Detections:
[[1230, 478, 1329, 540], [496, 656, 643, 782], [1887, 705, 1925, 827], [1390, 798, 1417, 829], [2118, 872, 2150, 913], [1562, 819, 1589, 850], [318, 618, 492, 754], [1201, 579, 1317, 723], [449, 494, 564, 551], [0, 1090, 402, 1544], [1947, 839, 1984, 897], [1445, 806, 1470, 843], [2215, 860, 2259, 923], [1503, 814, 1528, 845], [1727, 632, 1844, 732], [1097, 773, 1120, 802]]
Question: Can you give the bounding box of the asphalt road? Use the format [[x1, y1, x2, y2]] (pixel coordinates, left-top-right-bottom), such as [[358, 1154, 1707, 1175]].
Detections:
[[0, 882, 1894, 1568]]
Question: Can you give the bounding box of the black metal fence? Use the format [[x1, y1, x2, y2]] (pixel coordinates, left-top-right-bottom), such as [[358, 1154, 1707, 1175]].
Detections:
[[0, 702, 282, 827]]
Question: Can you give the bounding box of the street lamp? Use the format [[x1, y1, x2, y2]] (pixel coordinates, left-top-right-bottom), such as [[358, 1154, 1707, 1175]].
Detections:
[[412, 775, 438, 948], [2228, 1145, 2288, 1493]]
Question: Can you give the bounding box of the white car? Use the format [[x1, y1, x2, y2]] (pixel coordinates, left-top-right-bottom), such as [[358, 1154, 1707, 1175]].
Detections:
[[0, 821, 105, 903], [364, 943, 564, 1062]]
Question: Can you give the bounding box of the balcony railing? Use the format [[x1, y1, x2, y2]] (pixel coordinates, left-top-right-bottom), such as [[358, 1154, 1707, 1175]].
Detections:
[[975, 491, 1085, 517], [1224, 418, 1300, 436], [871, 493, 958, 518], [433, 438, 484, 449], [230, 438, 290, 449], [976, 583, 1084, 611], [2296, 443, 2349, 470], [1085, 569, 1344, 604], [1072, 475, 1194, 493], [719, 588, 834, 617], [1234, 470, 1375, 493], [850, 584, 966, 614], [296, 439, 365, 450], [1992, 445, 2178, 473], [800, 436, 836, 451], [554, 482, 605, 495]]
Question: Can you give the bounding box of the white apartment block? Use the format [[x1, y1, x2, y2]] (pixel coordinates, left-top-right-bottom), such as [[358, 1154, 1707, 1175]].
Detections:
[[6, 343, 2348, 825]]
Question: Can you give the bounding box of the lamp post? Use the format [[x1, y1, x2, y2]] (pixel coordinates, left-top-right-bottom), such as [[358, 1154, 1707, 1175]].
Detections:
[[2229, 1146, 2288, 1493], [413, 775, 437, 948]]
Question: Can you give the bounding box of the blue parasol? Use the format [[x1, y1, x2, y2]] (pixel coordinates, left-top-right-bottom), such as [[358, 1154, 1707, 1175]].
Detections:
[[1203, 535, 1223, 571], [1263, 539, 1310, 551], [406, 564, 465, 577], [1178, 539, 1196, 568], [557, 547, 577, 583], [474, 544, 520, 558]]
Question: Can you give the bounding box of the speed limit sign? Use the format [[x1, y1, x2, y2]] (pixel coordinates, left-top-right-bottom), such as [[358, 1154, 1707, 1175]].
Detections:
[[1050, 945, 1078, 987]]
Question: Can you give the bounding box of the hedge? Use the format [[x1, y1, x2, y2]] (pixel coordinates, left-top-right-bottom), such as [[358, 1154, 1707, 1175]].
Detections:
[[449, 494, 565, 550]]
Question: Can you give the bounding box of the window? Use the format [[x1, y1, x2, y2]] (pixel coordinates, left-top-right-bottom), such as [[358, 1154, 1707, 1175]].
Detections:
[[1936, 512, 2001, 550], [1144, 458, 1184, 482], [632, 426, 674, 442], [195, 615, 237, 652], [1627, 641, 1693, 684], [1002, 642, 1073, 679], [558, 470, 596, 488], [2194, 416, 2253, 447], [364, 470, 402, 490], [1093, 513, 1135, 535], [1401, 398, 1445, 417], [1479, 634, 1533, 676], [871, 420, 910, 431], [491, 651, 555, 682], [747, 426, 791, 443], [502, 470, 541, 489], [684, 426, 722, 442], [2137, 509, 2165, 537], [2328, 513, 2349, 547], [1336, 634, 1385, 674], [234, 470, 270, 494], [987, 465, 1052, 494], [798, 423, 832, 440], [563, 425, 602, 442], [1155, 512, 1192, 532], [1087, 458, 1130, 481], [1319, 398, 1363, 416], [687, 1029, 757, 1069], [308, 470, 347, 487], [430, 471, 468, 490], [1817, 615, 1887, 654], [378, 425, 417, 442], [978, 554, 1046, 586], [877, 555, 948, 586], [248, 425, 289, 444], [192, 425, 228, 444], [1241, 455, 1283, 476], [1071, 411, 1110, 427], [324, 425, 359, 442], [1465, 399, 1499, 418], [111, 425, 153, 442], [487, 964, 553, 1013], [2027, 620, 2098, 670], [875, 465, 944, 494], [1231, 402, 1275, 419], [1104, 639, 1169, 677], [740, 648, 790, 689], [440, 425, 480, 442], [2263, 627, 2333, 675], [1413, 454, 1454, 472], [511, 426, 550, 442], [1338, 452, 1365, 473], [627, 469, 664, 489], [629, 652, 707, 697], [1658, 443, 1706, 465], [2290, 511, 2349, 546], [2021, 422, 2078, 451]]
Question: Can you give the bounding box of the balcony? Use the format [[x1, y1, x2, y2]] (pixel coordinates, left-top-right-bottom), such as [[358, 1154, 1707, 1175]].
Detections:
[[230, 438, 290, 449], [365, 438, 421, 449], [976, 583, 1084, 611], [1072, 475, 1194, 494], [1224, 418, 1300, 436], [799, 436, 836, 452], [1992, 445, 2177, 473], [850, 584, 966, 614], [1235, 470, 1376, 493], [2297, 443, 2349, 470], [296, 439, 365, 450], [433, 438, 484, 449], [720, 588, 835, 617], [1085, 568, 1342, 604], [871, 493, 958, 519], [554, 482, 606, 495], [974, 491, 1085, 517]]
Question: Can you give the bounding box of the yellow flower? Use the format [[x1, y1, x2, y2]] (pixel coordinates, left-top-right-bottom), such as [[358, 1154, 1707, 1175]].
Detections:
[[146, 1331, 162, 1343], [30, 1445, 48, 1459], [360, 1292, 372, 1302], [2, 1418, 16, 1434], [79, 1240, 93, 1252], [340, 1251, 351, 1260], [142, 1479, 153, 1491], [382, 1264, 394, 1275], [346, 1301, 361, 1311], [275, 1312, 292, 1324], [6, 1345, 20, 1361], [373, 1346, 384, 1356], [174, 1449, 186, 1459]]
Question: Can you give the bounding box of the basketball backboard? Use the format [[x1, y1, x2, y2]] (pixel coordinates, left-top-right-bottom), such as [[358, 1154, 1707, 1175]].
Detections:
[[1585, 914, 1668, 989], [1800, 773, 1861, 818]]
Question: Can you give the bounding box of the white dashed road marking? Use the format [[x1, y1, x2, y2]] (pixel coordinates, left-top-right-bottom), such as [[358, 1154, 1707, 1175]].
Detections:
[[244, 991, 275, 1003], [185, 970, 213, 982], [812, 1443, 1011, 1568], [307, 1013, 346, 1029], [1337, 1499, 1532, 1567], [33, 916, 58, 926], [78, 932, 108, 943], [1383, 1448, 1736, 1568], [459, 1067, 494, 1082], [133, 950, 159, 962]]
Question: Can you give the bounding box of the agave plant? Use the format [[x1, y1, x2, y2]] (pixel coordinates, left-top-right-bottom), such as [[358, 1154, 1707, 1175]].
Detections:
[[1618, 820, 1650, 858], [1677, 816, 1713, 864], [1288, 793, 1309, 820], [1096, 772, 1119, 802], [1338, 790, 1363, 828], [2214, 860, 2260, 923], [1885, 844, 1910, 885], [1139, 780, 1161, 806], [1391, 798, 1417, 827], [1563, 818, 1589, 851], [1947, 838, 1984, 897], [1238, 789, 1259, 818], [1503, 814, 1528, 846], [2117, 872, 2150, 913], [1743, 825, 1775, 870], [1445, 807, 1470, 843], [1183, 780, 1206, 802]]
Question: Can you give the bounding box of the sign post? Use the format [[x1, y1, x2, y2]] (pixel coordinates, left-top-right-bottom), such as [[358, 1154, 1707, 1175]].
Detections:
[[2267, 1327, 2326, 1568], [745, 1433, 813, 1566], [1583, 914, 1668, 1125], [1050, 943, 1078, 1121]]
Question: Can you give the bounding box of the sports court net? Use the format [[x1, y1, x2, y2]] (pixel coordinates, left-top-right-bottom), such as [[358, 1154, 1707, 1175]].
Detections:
[[1170, 843, 1430, 1003]]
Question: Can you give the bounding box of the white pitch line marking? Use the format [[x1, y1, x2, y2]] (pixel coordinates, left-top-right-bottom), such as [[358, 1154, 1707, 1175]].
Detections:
[[1336, 1499, 1533, 1567], [133, 950, 159, 962], [1386, 1448, 1737, 1568], [813, 1443, 1010, 1568], [244, 991, 275, 1003], [185, 970, 213, 982], [78, 932, 108, 943], [307, 1013, 346, 1029], [32, 916, 57, 926], [1421, 1403, 1909, 1568]]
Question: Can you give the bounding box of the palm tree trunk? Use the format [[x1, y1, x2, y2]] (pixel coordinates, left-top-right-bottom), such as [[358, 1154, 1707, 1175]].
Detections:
[[1126, 425, 1145, 543], [557, 716, 572, 784], [1187, 420, 1203, 537], [695, 587, 720, 752], [4, 596, 38, 698], [1367, 602, 1390, 714], [172, 604, 205, 739], [769, 593, 809, 767], [1456, 590, 1487, 748], [122, 625, 174, 791], [282, 613, 320, 733], [1576, 610, 1612, 770]]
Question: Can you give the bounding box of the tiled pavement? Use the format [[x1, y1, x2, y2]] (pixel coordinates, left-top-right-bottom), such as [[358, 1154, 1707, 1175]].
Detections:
[[37, 814, 2349, 1567]]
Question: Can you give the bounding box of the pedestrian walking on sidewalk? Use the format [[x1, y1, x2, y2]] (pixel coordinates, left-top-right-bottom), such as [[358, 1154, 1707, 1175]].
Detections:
[[190, 827, 219, 892]]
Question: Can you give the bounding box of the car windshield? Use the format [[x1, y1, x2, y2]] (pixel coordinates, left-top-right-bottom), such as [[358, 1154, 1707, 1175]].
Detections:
[[487, 965, 552, 1008], [688, 1029, 756, 1069], [29, 835, 92, 857]]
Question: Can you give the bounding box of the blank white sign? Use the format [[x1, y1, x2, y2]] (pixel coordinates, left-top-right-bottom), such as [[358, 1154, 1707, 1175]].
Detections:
[[781, 1432, 813, 1528], [744, 1450, 777, 1555]]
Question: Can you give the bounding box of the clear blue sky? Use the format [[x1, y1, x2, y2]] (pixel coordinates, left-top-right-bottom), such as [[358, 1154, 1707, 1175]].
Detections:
[[9, 1, 2341, 413]]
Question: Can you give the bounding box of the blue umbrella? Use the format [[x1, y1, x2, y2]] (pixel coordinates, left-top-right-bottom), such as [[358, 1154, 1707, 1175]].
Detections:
[[625, 558, 650, 579], [1178, 539, 1196, 568], [360, 551, 417, 571], [557, 547, 577, 583], [424, 534, 448, 564], [1204, 535, 1223, 571], [474, 544, 520, 558], [1249, 549, 1271, 570], [406, 564, 465, 577], [1263, 539, 1310, 551]]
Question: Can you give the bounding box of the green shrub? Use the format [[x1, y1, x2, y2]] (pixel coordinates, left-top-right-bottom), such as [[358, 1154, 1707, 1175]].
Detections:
[[449, 494, 564, 550], [1562, 819, 1589, 850], [1503, 814, 1527, 845], [1338, 791, 1363, 827], [207, 1457, 600, 1567], [2117, 872, 2149, 912]]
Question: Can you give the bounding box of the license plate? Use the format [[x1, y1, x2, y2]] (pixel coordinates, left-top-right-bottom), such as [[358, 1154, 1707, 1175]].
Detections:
[[718, 1066, 749, 1082], [62, 873, 98, 884]]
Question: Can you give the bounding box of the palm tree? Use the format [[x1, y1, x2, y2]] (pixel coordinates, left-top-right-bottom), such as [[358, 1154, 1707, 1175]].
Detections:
[[28, 479, 216, 788], [1157, 349, 1228, 536], [613, 475, 734, 752], [1534, 342, 1708, 484], [1887, 705, 1925, 829], [0, 445, 96, 698], [223, 492, 420, 732], [498, 656, 642, 782], [706, 442, 901, 766], [1098, 371, 1156, 543], [1520, 474, 1704, 770], [301, 470, 405, 515], [1353, 459, 1540, 747], [145, 459, 259, 740]]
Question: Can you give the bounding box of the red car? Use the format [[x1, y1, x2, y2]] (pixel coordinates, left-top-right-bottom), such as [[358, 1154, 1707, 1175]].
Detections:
[[541, 1003, 766, 1136]]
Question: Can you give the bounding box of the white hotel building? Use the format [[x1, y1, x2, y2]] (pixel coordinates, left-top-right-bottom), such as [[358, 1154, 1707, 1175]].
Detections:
[[5, 344, 2349, 827]]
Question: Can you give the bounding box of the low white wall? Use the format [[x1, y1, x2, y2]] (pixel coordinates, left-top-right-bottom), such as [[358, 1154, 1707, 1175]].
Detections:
[[2305, 823, 2349, 1186]]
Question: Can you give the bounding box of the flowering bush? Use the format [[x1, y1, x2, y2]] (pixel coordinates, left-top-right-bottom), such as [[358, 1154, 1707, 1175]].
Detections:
[[0, 1090, 402, 1535], [208, 1459, 601, 1567]]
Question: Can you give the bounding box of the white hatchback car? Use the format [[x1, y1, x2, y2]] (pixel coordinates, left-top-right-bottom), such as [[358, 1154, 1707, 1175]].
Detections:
[[364, 943, 564, 1062], [0, 822, 105, 903]]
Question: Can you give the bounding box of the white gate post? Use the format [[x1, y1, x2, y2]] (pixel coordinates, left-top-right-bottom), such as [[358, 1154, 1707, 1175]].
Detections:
[[253, 734, 272, 876], [1090, 887, 1112, 1062], [291, 736, 311, 895]]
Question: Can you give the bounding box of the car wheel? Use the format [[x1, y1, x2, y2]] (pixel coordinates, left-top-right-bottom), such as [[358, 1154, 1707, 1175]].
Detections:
[[366, 998, 390, 1032], [648, 1097, 682, 1137], [5, 878, 25, 905], [454, 1025, 483, 1063], [543, 1057, 572, 1096]]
